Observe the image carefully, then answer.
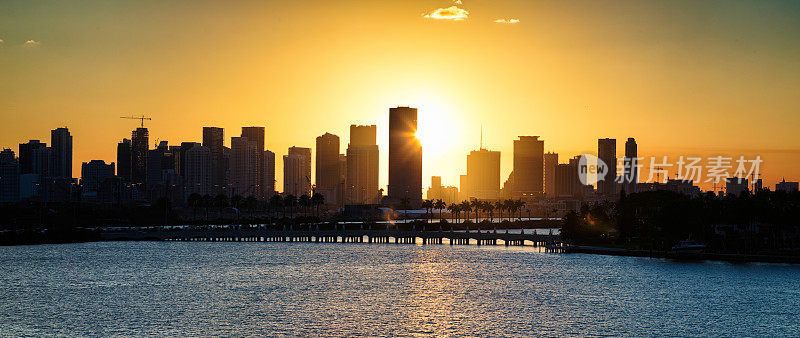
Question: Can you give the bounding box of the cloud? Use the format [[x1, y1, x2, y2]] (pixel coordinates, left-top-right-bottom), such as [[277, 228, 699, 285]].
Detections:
[[424, 6, 469, 21], [494, 18, 520, 24], [24, 40, 41, 46], [454, 0, 462, 4]]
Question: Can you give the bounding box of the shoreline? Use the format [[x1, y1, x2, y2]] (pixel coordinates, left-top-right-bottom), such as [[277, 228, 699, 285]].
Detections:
[[564, 245, 800, 264]]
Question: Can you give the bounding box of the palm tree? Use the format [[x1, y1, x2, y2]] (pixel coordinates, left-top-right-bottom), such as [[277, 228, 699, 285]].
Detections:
[[494, 200, 504, 222], [283, 194, 297, 218], [311, 193, 325, 217], [299, 194, 311, 216], [244, 195, 258, 220], [269, 194, 283, 218], [214, 194, 229, 218], [516, 199, 526, 220], [485, 202, 495, 223], [434, 199, 446, 220], [506, 199, 519, 222], [447, 203, 459, 224], [469, 200, 481, 223], [421, 199, 434, 223], [188, 193, 201, 220], [201, 194, 213, 222], [460, 200, 471, 223]]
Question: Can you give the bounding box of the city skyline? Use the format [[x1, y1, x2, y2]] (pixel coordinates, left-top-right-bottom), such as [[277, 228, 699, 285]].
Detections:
[[2, 1, 799, 192]]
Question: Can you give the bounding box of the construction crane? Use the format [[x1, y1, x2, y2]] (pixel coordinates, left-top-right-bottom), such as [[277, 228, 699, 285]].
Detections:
[[120, 115, 152, 128]]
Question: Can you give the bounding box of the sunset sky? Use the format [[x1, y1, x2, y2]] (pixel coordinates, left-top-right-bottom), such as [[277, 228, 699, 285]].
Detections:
[[1, 0, 799, 192]]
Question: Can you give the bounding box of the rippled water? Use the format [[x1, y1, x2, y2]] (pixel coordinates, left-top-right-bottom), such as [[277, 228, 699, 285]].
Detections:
[[1, 242, 799, 336]]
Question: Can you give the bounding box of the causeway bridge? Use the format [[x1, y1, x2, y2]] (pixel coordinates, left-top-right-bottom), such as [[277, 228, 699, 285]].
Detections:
[[101, 228, 561, 247]]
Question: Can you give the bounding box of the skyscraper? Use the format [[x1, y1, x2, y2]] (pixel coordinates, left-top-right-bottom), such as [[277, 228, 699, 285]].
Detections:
[[284, 146, 312, 197], [202, 127, 225, 193], [544, 152, 558, 197], [131, 127, 149, 187], [50, 128, 72, 179], [264, 150, 276, 197], [623, 138, 638, 194], [555, 156, 583, 198], [18, 140, 46, 175], [0, 149, 20, 202], [512, 136, 544, 198], [184, 145, 212, 197], [316, 132, 341, 205], [598, 138, 617, 196], [117, 139, 132, 181], [231, 137, 259, 197], [346, 125, 379, 204], [388, 106, 422, 207], [80, 160, 115, 200], [463, 148, 501, 200], [241, 127, 265, 198]]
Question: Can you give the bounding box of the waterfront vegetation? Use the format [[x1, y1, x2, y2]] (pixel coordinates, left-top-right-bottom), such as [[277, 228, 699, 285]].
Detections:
[[562, 190, 800, 255]]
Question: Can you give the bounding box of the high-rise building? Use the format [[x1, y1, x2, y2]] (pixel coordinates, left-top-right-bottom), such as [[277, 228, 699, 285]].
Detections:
[[0, 149, 20, 202], [512, 136, 544, 198], [241, 127, 265, 198], [388, 106, 422, 207], [555, 156, 583, 198], [184, 145, 212, 197], [776, 179, 799, 192], [117, 139, 132, 181], [231, 137, 259, 197], [544, 152, 558, 197], [31, 147, 52, 177], [316, 132, 341, 205], [19, 140, 46, 175], [264, 150, 276, 197], [463, 148, 501, 200], [146, 141, 176, 193], [284, 146, 312, 197], [726, 177, 749, 196], [80, 160, 115, 200], [203, 127, 225, 193], [623, 138, 638, 194], [51, 128, 72, 179], [346, 125, 379, 205], [131, 127, 149, 187], [598, 138, 617, 196]]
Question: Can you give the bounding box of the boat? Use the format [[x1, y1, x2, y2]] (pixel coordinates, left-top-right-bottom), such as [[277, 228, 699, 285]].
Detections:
[[671, 240, 706, 254]]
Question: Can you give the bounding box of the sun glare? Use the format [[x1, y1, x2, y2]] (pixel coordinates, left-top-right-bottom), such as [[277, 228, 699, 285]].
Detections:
[[414, 101, 460, 158]]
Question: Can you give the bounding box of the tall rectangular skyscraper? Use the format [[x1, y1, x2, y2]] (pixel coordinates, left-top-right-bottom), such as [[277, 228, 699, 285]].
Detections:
[[623, 138, 638, 194], [202, 127, 225, 193], [544, 152, 558, 197], [284, 146, 312, 197], [116, 139, 132, 181], [512, 136, 544, 198], [18, 140, 46, 175], [264, 150, 276, 197], [231, 137, 259, 197], [184, 145, 212, 197], [346, 125, 379, 204], [51, 128, 73, 179], [388, 107, 422, 207], [316, 132, 341, 205], [463, 148, 501, 200], [598, 138, 617, 196], [241, 127, 265, 198], [131, 127, 149, 187]]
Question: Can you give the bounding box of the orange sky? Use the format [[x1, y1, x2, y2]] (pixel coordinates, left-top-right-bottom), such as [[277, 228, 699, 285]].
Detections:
[[1, 0, 799, 192]]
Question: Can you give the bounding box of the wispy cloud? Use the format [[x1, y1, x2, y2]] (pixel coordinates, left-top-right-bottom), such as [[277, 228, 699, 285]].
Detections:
[[494, 19, 520, 24], [424, 6, 469, 21], [24, 40, 41, 46]]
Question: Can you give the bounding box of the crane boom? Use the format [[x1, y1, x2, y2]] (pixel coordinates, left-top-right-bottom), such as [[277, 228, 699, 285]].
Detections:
[[120, 115, 152, 128]]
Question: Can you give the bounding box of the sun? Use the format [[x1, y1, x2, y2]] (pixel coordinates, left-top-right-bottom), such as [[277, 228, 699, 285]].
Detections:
[[414, 101, 460, 158]]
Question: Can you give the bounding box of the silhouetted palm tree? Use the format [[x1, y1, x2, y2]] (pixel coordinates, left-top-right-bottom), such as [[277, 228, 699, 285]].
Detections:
[[447, 203, 459, 223], [283, 194, 297, 218], [434, 199, 446, 220], [469, 200, 481, 223], [299, 194, 311, 216], [422, 199, 434, 223], [460, 200, 471, 223], [269, 194, 283, 218], [311, 193, 325, 217]]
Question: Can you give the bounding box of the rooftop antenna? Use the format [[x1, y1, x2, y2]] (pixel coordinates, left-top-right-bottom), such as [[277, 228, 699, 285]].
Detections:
[[120, 114, 152, 128]]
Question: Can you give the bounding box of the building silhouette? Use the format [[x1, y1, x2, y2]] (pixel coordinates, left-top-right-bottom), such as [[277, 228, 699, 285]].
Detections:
[[241, 127, 265, 198], [264, 150, 276, 197], [116, 139, 132, 181], [776, 179, 799, 192], [184, 144, 212, 197], [427, 175, 459, 204], [284, 146, 312, 197], [388, 106, 422, 207], [346, 125, 379, 204], [0, 149, 20, 202], [131, 127, 149, 188], [512, 136, 544, 198], [462, 148, 501, 200], [726, 177, 749, 196], [18, 140, 46, 175], [623, 137, 638, 194], [544, 152, 558, 197], [598, 138, 617, 196], [555, 156, 583, 198], [50, 128, 72, 179], [230, 137, 259, 197], [202, 127, 225, 194], [316, 132, 342, 205], [80, 160, 115, 200]]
